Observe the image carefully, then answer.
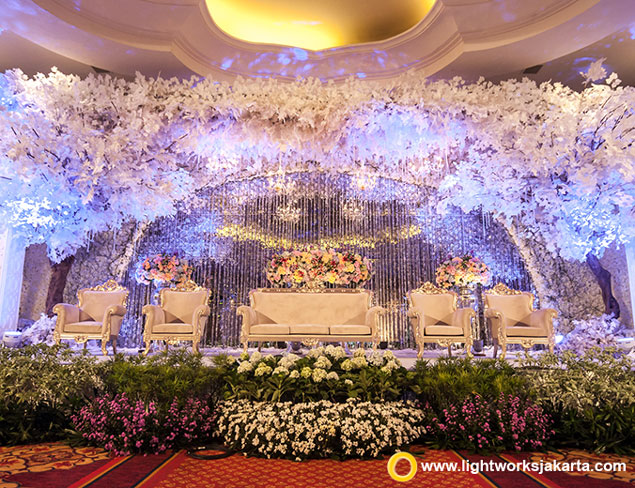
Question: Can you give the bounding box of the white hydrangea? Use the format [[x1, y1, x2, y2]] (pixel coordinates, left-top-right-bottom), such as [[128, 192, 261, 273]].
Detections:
[[273, 366, 289, 376], [237, 361, 253, 374], [353, 348, 367, 358], [314, 356, 332, 370], [289, 370, 300, 379], [307, 347, 325, 358], [324, 345, 346, 360], [369, 351, 383, 366], [312, 368, 327, 382], [351, 356, 368, 369], [249, 351, 263, 363], [341, 359, 353, 371], [326, 371, 339, 381], [254, 363, 273, 376]]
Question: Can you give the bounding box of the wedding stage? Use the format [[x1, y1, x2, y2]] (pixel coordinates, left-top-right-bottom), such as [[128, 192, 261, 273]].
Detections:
[[1, 0, 635, 481]]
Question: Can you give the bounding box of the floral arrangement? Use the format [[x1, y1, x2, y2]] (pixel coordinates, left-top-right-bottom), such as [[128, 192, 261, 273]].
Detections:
[[134, 252, 192, 285], [557, 314, 622, 355], [434, 254, 490, 289], [265, 248, 372, 287], [215, 347, 406, 403], [72, 393, 215, 455], [18, 313, 57, 346], [216, 398, 425, 460], [0, 62, 632, 264], [422, 392, 553, 452]]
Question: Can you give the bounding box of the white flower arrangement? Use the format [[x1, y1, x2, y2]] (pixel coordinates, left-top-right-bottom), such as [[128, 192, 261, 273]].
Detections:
[[216, 399, 426, 459], [558, 314, 623, 355], [1, 63, 632, 263], [19, 313, 57, 346]]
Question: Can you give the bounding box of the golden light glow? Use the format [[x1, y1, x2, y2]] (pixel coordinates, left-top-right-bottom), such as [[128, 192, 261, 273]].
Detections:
[[205, 0, 437, 51], [216, 223, 422, 249]]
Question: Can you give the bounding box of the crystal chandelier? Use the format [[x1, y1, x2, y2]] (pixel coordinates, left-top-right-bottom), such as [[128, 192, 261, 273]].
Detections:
[[276, 202, 301, 223], [352, 171, 377, 192], [268, 170, 296, 194], [342, 200, 364, 221]]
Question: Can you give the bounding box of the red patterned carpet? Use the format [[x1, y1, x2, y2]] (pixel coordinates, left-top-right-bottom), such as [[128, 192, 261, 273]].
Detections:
[[1, 443, 633, 488]]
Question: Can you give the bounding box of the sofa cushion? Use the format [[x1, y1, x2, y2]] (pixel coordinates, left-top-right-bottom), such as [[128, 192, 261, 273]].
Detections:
[[64, 321, 102, 333], [250, 324, 290, 335], [250, 290, 370, 326], [329, 325, 371, 335], [485, 294, 533, 325], [289, 324, 330, 335], [424, 325, 464, 336], [79, 290, 127, 322], [161, 290, 208, 324], [152, 323, 194, 334], [410, 292, 456, 327], [506, 326, 545, 337]]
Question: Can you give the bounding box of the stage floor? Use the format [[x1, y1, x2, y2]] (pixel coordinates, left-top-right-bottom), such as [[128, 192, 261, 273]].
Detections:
[[72, 344, 546, 369]]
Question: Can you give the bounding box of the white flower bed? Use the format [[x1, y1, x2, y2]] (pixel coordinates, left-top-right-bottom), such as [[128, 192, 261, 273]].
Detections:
[[216, 399, 425, 460]]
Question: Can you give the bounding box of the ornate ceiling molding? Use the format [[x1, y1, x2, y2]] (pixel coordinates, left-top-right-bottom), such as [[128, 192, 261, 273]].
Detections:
[[1, 0, 630, 81]]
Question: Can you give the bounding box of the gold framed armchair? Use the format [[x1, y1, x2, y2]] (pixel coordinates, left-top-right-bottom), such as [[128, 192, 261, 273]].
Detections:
[[53, 279, 128, 355], [484, 283, 557, 359], [142, 280, 210, 355], [407, 282, 475, 359]]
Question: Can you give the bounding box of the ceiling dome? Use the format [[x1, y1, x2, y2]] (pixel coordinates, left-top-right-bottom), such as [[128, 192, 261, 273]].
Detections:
[[205, 0, 437, 50]]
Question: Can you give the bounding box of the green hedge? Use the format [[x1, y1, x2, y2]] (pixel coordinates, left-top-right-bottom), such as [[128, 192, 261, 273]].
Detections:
[[0, 345, 632, 454]]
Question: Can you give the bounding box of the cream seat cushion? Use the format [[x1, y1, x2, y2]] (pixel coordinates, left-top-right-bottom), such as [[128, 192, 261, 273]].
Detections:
[[64, 321, 102, 333], [290, 324, 330, 335], [330, 325, 371, 335], [250, 324, 290, 335], [424, 325, 464, 336], [506, 326, 546, 337], [152, 323, 194, 334]]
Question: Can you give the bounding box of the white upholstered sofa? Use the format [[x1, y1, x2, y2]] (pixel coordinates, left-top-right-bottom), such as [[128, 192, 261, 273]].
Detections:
[[237, 288, 384, 351]]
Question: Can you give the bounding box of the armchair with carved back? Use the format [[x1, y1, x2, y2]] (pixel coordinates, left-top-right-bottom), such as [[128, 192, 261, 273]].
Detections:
[[484, 283, 557, 359], [407, 282, 475, 359], [53, 279, 128, 355]]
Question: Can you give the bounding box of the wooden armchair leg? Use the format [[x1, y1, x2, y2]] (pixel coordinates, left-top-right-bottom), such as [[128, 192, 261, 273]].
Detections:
[[447, 345, 452, 357], [492, 339, 498, 359], [143, 341, 151, 356], [257, 342, 262, 352], [111, 337, 117, 355]]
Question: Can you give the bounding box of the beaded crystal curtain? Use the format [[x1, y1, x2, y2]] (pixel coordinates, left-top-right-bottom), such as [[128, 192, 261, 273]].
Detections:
[[118, 173, 533, 348]]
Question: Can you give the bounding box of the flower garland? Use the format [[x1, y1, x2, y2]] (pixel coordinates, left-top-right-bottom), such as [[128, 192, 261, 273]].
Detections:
[[134, 253, 192, 285], [265, 248, 372, 287], [435, 254, 490, 289]]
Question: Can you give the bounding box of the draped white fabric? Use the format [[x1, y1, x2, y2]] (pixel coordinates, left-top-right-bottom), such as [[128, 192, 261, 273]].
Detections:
[[0, 229, 25, 334]]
